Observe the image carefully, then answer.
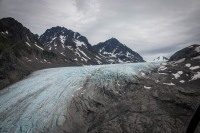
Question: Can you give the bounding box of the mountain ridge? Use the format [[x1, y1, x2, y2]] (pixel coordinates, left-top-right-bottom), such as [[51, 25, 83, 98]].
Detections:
[[0, 17, 145, 89], [39, 26, 107, 65], [93, 37, 145, 63]]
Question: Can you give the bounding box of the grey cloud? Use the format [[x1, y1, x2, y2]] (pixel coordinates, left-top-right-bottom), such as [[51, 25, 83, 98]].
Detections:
[[0, 0, 200, 61]]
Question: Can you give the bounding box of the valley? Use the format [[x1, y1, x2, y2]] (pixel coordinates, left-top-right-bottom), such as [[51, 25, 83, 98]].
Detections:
[[0, 60, 200, 132], [0, 17, 200, 133]]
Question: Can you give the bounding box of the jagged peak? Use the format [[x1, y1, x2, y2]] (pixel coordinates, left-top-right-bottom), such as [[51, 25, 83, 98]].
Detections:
[[0, 17, 24, 28], [106, 37, 120, 43], [0, 17, 18, 22]]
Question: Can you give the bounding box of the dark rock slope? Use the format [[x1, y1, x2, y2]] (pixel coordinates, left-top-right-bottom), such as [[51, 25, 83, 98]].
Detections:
[[169, 44, 200, 61], [0, 18, 73, 89], [93, 38, 145, 63]]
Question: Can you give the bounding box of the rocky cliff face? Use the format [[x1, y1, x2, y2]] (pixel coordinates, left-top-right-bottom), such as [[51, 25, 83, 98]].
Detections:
[[93, 38, 145, 63]]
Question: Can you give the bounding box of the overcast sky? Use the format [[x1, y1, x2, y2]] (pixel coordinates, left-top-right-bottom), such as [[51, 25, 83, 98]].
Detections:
[[0, 0, 200, 61]]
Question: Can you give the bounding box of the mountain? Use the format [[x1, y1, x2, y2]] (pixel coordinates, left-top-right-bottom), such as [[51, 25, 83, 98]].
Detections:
[[0, 18, 72, 89], [39, 26, 107, 65], [169, 44, 200, 61], [153, 56, 169, 62], [159, 44, 200, 87], [93, 38, 145, 63], [0, 17, 146, 89]]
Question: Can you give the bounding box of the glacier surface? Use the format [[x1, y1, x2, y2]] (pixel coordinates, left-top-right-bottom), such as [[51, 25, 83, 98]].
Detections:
[[0, 62, 159, 132]]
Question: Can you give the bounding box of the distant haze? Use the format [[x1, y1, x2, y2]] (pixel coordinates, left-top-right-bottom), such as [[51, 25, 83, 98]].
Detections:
[[0, 0, 200, 61]]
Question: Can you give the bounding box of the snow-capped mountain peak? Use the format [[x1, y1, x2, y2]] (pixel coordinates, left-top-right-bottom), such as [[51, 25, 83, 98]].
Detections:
[[153, 56, 169, 62], [39, 26, 107, 65], [93, 38, 145, 63]]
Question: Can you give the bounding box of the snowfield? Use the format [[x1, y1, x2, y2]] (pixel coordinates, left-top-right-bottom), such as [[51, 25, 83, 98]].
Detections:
[[0, 62, 159, 133]]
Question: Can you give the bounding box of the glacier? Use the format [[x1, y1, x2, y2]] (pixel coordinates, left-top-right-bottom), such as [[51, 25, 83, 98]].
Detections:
[[0, 62, 160, 133]]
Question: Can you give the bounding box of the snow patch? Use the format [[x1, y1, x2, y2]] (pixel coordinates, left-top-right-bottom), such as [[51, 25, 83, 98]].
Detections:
[[195, 46, 200, 52], [141, 72, 145, 76], [73, 32, 77, 39], [54, 42, 57, 47], [67, 46, 73, 51], [34, 43, 44, 50], [159, 66, 167, 71], [144, 86, 151, 89], [192, 55, 200, 60], [81, 57, 88, 62], [185, 63, 191, 67], [60, 52, 66, 56], [176, 58, 185, 63], [74, 39, 87, 47], [161, 62, 167, 66], [26, 35, 30, 42], [190, 66, 200, 70], [78, 48, 90, 59], [99, 47, 105, 52], [191, 72, 200, 80], [158, 73, 167, 75], [163, 82, 175, 85], [25, 42, 31, 47], [179, 80, 185, 83], [172, 71, 183, 79], [118, 58, 124, 63], [50, 36, 56, 43], [126, 52, 131, 57], [96, 55, 101, 60], [59, 35, 66, 48]]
